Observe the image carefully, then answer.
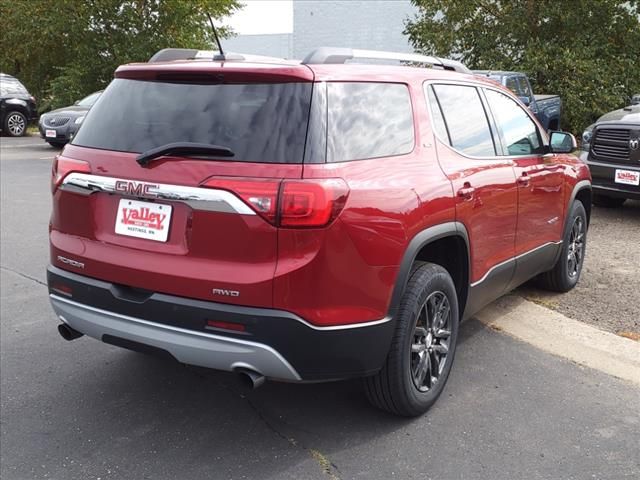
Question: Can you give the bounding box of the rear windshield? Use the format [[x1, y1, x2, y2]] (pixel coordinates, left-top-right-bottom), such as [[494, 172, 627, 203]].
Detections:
[[0, 77, 29, 96], [72, 78, 312, 164]]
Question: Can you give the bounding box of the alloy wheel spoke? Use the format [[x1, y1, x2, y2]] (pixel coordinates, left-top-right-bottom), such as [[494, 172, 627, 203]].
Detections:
[[430, 350, 440, 379], [437, 303, 450, 329], [412, 342, 427, 353], [414, 326, 428, 338], [434, 328, 451, 339], [433, 343, 449, 354], [414, 352, 430, 388]]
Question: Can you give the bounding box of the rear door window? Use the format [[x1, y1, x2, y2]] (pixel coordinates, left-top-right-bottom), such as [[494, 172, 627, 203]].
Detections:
[[326, 82, 414, 162], [431, 84, 496, 157], [484, 89, 543, 156], [72, 78, 312, 164]]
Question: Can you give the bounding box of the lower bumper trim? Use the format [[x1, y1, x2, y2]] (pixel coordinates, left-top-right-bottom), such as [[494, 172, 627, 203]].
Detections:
[[50, 294, 302, 381]]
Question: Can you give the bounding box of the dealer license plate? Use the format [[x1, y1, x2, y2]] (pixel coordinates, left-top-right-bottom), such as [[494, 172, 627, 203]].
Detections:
[[115, 199, 172, 242], [614, 169, 640, 186], [45, 129, 57, 138]]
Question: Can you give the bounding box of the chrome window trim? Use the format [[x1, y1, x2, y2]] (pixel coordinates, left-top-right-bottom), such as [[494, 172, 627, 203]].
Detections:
[[60, 172, 256, 215]]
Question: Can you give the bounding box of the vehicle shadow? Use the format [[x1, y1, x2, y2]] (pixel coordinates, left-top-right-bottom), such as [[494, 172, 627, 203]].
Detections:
[[42, 318, 490, 479]]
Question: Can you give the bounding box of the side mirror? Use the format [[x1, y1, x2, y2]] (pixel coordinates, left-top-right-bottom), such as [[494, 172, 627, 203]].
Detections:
[[73, 100, 80, 105], [518, 96, 531, 106], [549, 131, 577, 154]]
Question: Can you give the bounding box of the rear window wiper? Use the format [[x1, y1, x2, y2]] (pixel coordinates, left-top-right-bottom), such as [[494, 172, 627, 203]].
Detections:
[[136, 142, 235, 167]]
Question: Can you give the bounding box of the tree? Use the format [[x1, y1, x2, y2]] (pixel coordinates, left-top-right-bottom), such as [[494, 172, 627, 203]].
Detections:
[[0, 0, 239, 111], [404, 0, 640, 135]]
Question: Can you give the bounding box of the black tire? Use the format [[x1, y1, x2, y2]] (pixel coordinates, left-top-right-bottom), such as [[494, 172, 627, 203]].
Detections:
[[593, 194, 626, 208], [364, 262, 459, 417], [4, 110, 27, 137], [538, 200, 587, 292]]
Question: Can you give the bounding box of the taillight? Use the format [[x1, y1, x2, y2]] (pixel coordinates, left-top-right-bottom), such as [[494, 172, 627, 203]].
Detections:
[[280, 179, 349, 227], [203, 177, 280, 224], [202, 177, 349, 228], [51, 156, 91, 192]]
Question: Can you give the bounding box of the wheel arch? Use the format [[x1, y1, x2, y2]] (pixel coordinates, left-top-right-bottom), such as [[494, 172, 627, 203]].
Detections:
[[388, 222, 470, 321], [569, 180, 592, 225]]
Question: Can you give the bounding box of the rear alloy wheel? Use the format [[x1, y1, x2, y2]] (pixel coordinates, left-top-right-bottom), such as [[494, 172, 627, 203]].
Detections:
[[5, 111, 27, 137], [410, 291, 453, 392], [538, 200, 587, 292], [364, 262, 459, 416], [593, 194, 626, 208]]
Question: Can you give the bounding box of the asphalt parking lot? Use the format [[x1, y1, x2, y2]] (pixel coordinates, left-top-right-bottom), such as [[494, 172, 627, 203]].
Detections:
[[1, 136, 639, 480]]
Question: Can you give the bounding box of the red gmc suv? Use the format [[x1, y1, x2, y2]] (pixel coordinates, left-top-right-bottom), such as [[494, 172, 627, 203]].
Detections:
[[47, 48, 591, 416]]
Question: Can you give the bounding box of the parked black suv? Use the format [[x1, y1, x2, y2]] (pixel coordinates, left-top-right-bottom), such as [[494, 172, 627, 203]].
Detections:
[[0, 73, 37, 137], [580, 104, 640, 206]]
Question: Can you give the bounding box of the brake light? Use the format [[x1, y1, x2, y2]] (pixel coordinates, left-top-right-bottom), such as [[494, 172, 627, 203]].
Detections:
[[280, 179, 349, 227], [203, 177, 280, 223], [202, 177, 349, 228], [51, 156, 91, 192]]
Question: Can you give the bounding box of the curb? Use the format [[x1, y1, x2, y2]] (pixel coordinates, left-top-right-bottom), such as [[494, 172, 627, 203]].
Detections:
[[475, 294, 640, 387]]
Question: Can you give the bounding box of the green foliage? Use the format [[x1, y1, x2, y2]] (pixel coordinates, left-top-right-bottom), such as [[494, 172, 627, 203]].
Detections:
[[0, 0, 239, 111], [405, 0, 640, 134]]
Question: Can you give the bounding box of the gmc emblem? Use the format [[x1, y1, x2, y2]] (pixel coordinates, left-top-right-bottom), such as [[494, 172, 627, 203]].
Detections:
[[115, 180, 159, 197]]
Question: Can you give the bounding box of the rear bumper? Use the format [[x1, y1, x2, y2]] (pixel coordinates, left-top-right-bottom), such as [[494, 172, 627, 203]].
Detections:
[[47, 265, 394, 381]]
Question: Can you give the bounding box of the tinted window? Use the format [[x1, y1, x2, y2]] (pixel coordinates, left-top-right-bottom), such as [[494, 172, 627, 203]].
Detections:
[[505, 77, 521, 95], [432, 84, 496, 156], [516, 77, 531, 98], [426, 85, 449, 143], [327, 82, 414, 162], [73, 79, 312, 164], [485, 89, 543, 156], [77, 91, 102, 107]]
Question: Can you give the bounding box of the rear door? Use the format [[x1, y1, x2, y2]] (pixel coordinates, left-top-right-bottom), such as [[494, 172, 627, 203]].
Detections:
[[426, 83, 518, 315], [482, 87, 565, 289], [51, 69, 314, 308]]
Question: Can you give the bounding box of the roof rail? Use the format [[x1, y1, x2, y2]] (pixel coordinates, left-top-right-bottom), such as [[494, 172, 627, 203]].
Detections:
[[149, 48, 246, 62], [301, 47, 471, 74], [148, 48, 293, 64]]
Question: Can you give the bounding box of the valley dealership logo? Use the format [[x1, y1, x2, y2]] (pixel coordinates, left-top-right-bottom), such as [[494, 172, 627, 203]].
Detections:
[[630, 137, 640, 151]]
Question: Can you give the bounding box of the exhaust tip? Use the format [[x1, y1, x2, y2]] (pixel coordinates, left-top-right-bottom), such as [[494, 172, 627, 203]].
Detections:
[[58, 323, 83, 341], [236, 369, 266, 390]]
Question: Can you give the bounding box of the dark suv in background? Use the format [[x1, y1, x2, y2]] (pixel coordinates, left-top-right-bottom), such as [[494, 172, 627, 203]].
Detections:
[[0, 73, 37, 137], [581, 104, 640, 207]]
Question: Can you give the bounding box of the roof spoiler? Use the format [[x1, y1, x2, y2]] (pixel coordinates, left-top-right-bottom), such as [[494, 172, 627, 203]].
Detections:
[[149, 48, 246, 62], [148, 48, 291, 63], [301, 47, 471, 74]]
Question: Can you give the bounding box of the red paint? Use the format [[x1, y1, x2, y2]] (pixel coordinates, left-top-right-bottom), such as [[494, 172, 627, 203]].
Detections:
[[50, 61, 591, 327]]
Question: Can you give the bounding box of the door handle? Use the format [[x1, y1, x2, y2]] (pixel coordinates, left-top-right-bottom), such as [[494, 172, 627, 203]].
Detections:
[[457, 183, 475, 200], [517, 172, 530, 187]]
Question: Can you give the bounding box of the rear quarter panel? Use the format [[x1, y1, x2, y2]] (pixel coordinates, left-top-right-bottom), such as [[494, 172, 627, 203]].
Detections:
[[274, 79, 456, 326]]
